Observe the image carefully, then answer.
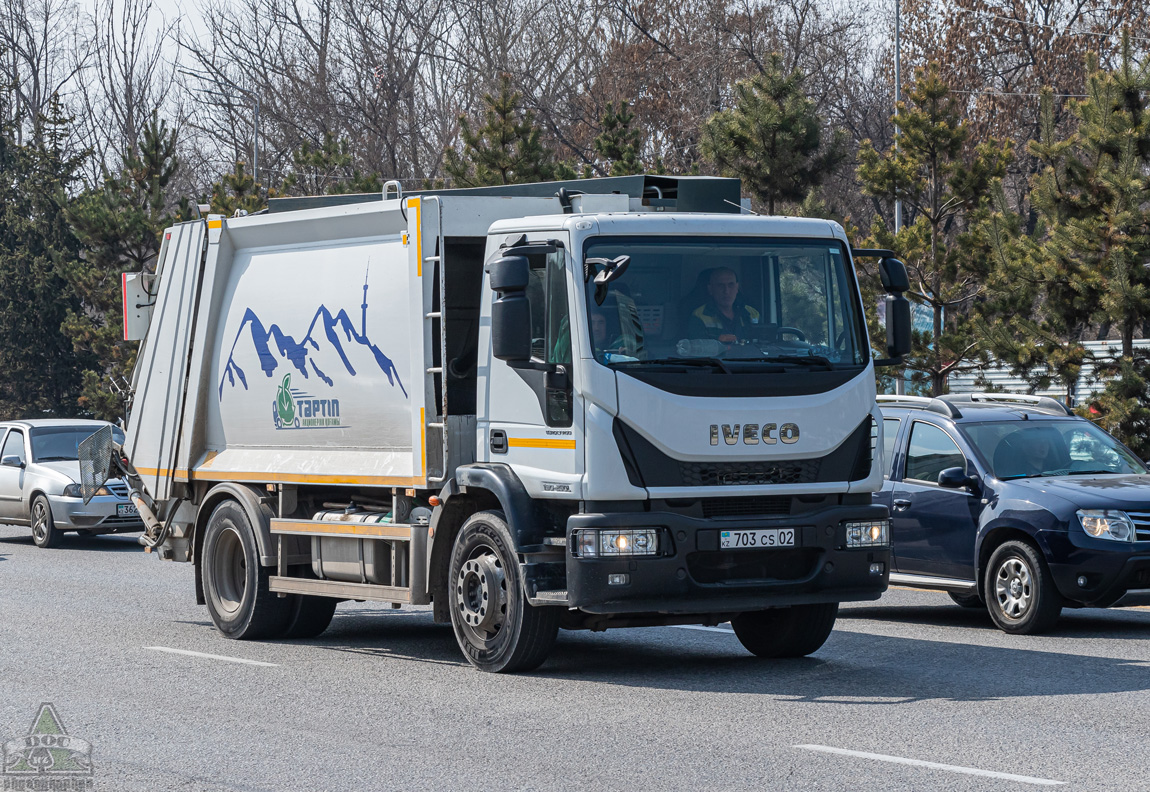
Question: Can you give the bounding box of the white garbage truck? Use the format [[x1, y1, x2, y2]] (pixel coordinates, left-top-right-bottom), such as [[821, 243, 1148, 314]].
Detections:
[[82, 175, 911, 672]]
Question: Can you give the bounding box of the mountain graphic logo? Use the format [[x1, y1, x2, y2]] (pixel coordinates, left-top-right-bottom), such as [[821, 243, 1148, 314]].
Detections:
[[218, 269, 407, 403]]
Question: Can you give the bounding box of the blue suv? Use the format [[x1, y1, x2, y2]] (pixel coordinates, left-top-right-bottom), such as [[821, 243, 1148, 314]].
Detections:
[[876, 393, 1150, 634]]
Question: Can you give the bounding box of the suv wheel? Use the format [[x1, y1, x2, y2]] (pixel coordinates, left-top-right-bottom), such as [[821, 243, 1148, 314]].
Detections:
[[984, 540, 1061, 634]]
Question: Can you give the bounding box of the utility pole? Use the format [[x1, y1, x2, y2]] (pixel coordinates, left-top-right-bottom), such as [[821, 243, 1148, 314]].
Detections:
[[894, 0, 906, 396], [894, 0, 902, 236], [182, 69, 261, 184]]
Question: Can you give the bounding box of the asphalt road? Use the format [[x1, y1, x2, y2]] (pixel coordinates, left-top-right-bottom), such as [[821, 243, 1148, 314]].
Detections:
[[2, 525, 1149, 792]]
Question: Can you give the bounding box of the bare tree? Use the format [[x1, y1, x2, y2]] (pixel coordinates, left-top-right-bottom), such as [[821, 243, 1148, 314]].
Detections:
[[0, 0, 91, 145], [74, 0, 180, 180]]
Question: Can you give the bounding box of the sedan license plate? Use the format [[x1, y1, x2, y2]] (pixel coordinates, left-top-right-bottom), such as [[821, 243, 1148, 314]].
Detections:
[[720, 528, 796, 550], [116, 503, 138, 517]]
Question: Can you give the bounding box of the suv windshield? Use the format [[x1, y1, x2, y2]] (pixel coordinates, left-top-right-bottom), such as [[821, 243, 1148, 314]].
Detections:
[[583, 236, 866, 369], [962, 420, 1146, 480], [31, 426, 124, 462]]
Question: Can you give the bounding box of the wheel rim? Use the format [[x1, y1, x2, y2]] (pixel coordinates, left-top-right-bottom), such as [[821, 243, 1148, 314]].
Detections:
[[31, 501, 48, 543], [454, 543, 507, 645], [211, 527, 247, 615], [994, 557, 1033, 619]]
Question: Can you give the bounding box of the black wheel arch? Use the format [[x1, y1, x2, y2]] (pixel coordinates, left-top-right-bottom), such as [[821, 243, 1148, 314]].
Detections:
[[192, 483, 276, 606], [976, 520, 1050, 589], [428, 464, 570, 623]]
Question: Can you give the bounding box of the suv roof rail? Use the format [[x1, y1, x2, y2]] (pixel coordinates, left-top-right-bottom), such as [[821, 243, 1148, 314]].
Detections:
[[940, 392, 1074, 416], [876, 394, 962, 419]]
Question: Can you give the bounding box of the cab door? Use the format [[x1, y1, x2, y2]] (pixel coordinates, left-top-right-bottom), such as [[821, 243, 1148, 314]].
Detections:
[[479, 239, 584, 498], [890, 420, 980, 579]]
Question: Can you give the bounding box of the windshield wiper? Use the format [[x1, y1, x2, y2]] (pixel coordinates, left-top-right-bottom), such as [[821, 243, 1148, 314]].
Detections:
[[1066, 469, 1121, 476], [36, 456, 76, 462], [759, 355, 834, 370], [657, 357, 734, 374]]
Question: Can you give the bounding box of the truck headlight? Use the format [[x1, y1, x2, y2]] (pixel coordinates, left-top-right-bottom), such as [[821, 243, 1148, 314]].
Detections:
[[845, 519, 889, 547], [574, 528, 661, 557], [1077, 510, 1135, 542], [62, 484, 110, 498]]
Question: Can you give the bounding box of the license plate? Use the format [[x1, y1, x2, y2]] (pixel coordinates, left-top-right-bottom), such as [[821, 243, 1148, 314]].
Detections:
[[117, 503, 138, 517], [720, 528, 796, 549]]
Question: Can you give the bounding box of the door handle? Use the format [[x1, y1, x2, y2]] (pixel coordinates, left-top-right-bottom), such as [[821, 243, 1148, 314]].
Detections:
[[490, 429, 508, 454], [892, 498, 912, 511]]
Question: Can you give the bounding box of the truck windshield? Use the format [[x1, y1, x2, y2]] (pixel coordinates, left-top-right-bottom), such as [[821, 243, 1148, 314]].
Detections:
[[583, 236, 867, 369]]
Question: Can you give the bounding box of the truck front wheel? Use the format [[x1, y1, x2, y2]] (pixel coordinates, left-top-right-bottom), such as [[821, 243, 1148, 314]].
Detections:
[[448, 510, 559, 672], [202, 500, 292, 640], [731, 602, 839, 658]]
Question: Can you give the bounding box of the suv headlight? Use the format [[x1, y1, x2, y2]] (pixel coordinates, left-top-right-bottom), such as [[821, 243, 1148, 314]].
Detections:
[[574, 528, 661, 557], [1077, 510, 1135, 542], [62, 484, 111, 498], [845, 519, 889, 547]]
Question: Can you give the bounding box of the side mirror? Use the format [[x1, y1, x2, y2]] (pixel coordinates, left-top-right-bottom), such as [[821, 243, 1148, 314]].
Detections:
[[1, 455, 24, 468], [872, 257, 911, 366], [880, 257, 910, 293], [938, 467, 976, 489], [884, 294, 912, 359], [487, 255, 532, 362]]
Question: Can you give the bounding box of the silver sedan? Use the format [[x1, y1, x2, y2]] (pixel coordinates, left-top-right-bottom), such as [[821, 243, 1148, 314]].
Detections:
[[0, 419, 143, 548]]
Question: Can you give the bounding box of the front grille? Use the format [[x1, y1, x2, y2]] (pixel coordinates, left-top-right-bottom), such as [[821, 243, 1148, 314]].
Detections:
[[679, 459, 820, 487], [105, 481, 129, 498], [701, 496, 791, 519], [687, 548, 819, 584], [1127, 511, 1150, 541]]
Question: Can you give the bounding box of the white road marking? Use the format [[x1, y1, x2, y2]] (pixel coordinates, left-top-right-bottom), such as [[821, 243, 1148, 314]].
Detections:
[[673, 624, 733, 633], [145, 646, 279, 667], [795, 744, 1065, 786]]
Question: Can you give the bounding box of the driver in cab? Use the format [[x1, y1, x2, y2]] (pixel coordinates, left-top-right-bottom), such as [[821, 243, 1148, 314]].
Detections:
[[686, 267, 760, 343]]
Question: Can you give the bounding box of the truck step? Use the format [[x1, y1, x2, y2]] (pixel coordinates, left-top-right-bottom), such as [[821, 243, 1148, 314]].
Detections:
[[269, 575, 412, 603], [270, 518, 412, 540], [530, 590, 569, 605]]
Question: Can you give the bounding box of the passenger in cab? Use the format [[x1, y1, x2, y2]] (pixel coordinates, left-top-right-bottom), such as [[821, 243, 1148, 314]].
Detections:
[[685, 267, 760, 343]]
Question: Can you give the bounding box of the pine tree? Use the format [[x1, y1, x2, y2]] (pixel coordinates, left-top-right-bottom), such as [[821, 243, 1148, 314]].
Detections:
[[65, 113, 180, 420], [444, 74, 556, 187], [857, 63, 1010, 395], [982, 42, 1150, 453], [700, 55, 844, 214], [280, 133, 382, 196], [594, 102, 643, 176], [210, 161, 266, 215], [0, 96, 89, 417]]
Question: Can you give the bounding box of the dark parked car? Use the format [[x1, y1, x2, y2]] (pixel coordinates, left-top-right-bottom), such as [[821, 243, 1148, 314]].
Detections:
[[876, 393, 1150, 634]]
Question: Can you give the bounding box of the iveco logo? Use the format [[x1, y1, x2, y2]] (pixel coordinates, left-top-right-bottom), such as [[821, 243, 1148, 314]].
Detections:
[[709, 423, 800, 446]]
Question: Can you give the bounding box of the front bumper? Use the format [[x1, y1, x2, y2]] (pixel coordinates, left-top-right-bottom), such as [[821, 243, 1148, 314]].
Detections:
[[1043, 530, 1150, 607], [48, 495, 145, 533], [564, 504, 890, 615]]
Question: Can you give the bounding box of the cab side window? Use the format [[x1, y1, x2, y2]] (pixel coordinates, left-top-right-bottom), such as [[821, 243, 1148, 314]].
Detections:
[[905, 422, 964, 483], [1, 430, 25, 463], [882, 417, 901, 477]]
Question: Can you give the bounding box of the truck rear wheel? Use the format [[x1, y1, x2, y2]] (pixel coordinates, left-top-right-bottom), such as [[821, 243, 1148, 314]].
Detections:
[[731, 602, 839, 658], [448, 510, 559, 672], [202, 500, 292, 640], [281, 596, 338, 639]]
